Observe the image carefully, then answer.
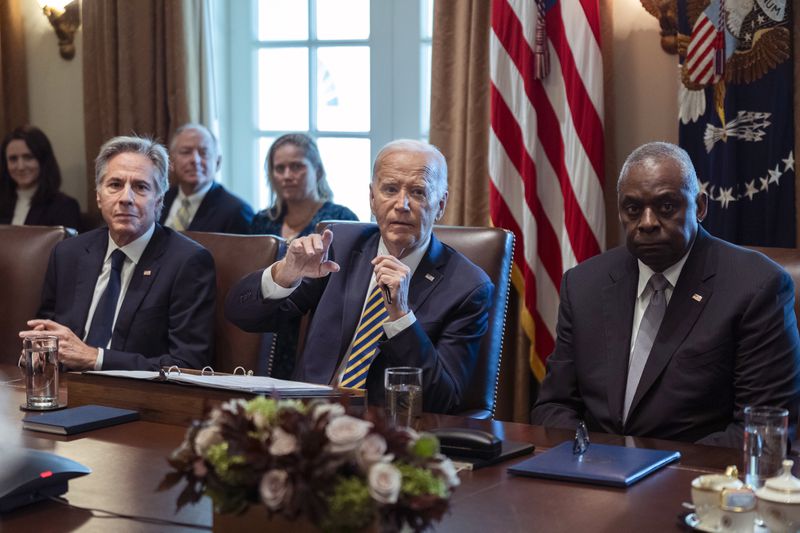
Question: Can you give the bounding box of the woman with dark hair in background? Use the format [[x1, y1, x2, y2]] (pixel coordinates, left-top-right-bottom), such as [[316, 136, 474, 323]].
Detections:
[[0, 125, 80, 230], [251, 133, 358, 379]]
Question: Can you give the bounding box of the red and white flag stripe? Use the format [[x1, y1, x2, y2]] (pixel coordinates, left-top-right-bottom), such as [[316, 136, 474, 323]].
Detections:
[[489, 0, 605, 378]]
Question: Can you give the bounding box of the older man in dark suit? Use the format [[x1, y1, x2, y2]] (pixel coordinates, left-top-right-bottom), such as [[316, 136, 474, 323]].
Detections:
[[531, 142, 800, 448], [20, 136, 216, 371], [160, 124, 253, 234], [225, 140, 493, 413]]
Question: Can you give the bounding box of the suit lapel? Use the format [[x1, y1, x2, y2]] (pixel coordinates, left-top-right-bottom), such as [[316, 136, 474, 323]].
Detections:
[[628, 229, 715, 419], [602, 255, 638, 429], [408, 235, 446, 311], [190, 183, 220, 229], [159, 187, 178, 225], [72, 232, 109, 337], [338, 231, 380, 357], [110, 227, 166, 347]]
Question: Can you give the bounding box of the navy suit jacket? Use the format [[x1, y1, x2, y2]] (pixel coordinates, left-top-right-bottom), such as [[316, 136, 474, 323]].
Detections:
[[37, 225, 216, 370], [531, 227, 800, 448], [0, 192, 81, 230], [225, 223, 493, 413], [159, 182, 254, 234]]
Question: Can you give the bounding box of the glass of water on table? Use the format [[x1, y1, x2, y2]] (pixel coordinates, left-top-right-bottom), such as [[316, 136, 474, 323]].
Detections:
[[743, 405, 788, 488], [21, 335, 61, 410], [385, 367, 422, 427]]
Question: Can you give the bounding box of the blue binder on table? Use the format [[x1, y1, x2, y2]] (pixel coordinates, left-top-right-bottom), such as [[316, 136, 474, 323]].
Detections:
[[22, 405, 139, 435], [507, 441, 680, 487]]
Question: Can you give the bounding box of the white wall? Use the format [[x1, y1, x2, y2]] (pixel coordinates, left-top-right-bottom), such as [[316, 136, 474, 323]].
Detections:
[[611, 0, 679, 175], [20, 0, 87, 210]]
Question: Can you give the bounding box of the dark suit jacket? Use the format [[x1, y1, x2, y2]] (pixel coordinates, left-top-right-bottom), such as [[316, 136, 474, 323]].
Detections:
[[0, 192, 81, 230], [159, 182, 254, 234], [224, 223, 494, 413], [531, 227, 800, 448], [37, 225, 216, 370]]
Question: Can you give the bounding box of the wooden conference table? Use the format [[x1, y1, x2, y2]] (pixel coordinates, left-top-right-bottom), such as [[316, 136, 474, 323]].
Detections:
[[0, 366, 741, 532]]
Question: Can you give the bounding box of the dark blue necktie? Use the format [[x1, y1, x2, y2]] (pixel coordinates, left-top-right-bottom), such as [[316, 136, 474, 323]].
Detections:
[[85, 249, 127, 348]]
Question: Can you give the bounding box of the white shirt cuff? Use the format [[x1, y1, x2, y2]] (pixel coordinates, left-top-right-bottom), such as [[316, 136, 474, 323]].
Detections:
[[260, 263, 301, 299], [94, 348, 104, 370], [383, 310, 416, 339]]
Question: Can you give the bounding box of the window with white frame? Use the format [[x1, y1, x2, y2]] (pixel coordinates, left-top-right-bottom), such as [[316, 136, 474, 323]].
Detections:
[[215, 0, 434, 222]]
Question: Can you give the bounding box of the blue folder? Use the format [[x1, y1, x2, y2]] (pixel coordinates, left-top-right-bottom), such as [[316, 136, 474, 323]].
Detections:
[[507, 441, 680, 487]]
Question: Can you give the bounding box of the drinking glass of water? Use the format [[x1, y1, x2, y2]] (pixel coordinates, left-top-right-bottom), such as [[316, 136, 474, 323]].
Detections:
[[384, 367, 422, 427], [23, 335, 60, 410], [743, 405, 788, 488]]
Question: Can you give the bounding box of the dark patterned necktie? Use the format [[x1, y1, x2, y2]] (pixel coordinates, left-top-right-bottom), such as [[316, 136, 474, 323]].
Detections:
[[85, 249, 127, 348]]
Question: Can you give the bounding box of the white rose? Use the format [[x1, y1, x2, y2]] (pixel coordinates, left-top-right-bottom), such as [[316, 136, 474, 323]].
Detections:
[[357, 433, 393, 471], [368, 463, 401, 504], [430, 454, 461, 488], [325, 415, 373, 453], [311, 402, 346, 422], [194, 425, 223, 457], [269, 427, 297, 456], [260, 470, 292, 510]]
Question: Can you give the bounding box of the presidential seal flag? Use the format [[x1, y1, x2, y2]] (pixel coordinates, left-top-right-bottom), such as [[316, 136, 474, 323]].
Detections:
[[676, 0, 795, 246], [489, 0, 605, 379]]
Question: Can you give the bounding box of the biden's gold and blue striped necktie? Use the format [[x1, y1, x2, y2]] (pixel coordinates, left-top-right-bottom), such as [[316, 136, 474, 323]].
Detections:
[[340, 284, 389, 389]]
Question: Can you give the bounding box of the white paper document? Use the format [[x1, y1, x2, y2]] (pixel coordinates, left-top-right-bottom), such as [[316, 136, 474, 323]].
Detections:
[[85, 370, 333, 394]]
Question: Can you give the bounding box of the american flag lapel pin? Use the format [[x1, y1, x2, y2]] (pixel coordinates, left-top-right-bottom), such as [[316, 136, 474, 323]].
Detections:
[[692, 293, 702, 302], [144, 270, 152, 276]]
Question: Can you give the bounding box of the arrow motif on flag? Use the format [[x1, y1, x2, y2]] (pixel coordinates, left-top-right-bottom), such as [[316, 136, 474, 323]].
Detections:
[[703, 111, 772, 152]]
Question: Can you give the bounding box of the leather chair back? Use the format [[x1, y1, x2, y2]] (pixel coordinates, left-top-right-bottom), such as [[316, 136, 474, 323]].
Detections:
[[0, 225, 74, 365], [317, 221, 514, 419], [747, 246, 800, 326], [183, 231, 284, 374], [433, 225, 514, 419]]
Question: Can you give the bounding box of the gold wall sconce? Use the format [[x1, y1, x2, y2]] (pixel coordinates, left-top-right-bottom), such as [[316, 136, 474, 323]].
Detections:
[[38, 0, 81, 60]]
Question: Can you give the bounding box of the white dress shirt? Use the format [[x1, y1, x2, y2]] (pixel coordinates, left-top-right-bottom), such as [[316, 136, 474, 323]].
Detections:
[[11, 186, 36, 225], [163, 180, 214, 229], [83, 224, 156, 369]]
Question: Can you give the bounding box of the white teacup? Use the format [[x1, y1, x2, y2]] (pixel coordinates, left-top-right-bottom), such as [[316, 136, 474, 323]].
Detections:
[[719, 488, 756, 533], [691, 473, 744, 529]]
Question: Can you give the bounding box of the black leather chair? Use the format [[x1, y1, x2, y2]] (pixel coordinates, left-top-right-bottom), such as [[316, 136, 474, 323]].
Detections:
[[317, 221, 514, 419], [184, 231, 284, 374], [0, 225, 75, 365]]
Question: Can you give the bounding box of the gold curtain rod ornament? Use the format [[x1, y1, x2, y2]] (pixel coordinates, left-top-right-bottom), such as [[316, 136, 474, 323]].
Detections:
[[40, 0, 81, 60]]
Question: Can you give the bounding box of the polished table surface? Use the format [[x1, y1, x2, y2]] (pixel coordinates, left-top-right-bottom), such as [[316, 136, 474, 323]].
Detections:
[[0, 365, 742, 532]]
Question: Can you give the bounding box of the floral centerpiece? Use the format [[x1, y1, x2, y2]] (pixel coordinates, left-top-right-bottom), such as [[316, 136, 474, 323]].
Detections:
[[160, 397, 460, 532]]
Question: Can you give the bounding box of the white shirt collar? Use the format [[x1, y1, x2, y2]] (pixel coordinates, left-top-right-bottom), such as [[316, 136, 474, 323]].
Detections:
[[105, 223, 156, 264], [15, 186, 37, 201], [176, 180, 214, 207], [377, 232, 432, 273], [636, 238, 695, 299]]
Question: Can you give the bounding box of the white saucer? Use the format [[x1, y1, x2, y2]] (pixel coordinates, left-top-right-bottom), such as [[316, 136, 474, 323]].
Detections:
[[684, 513, 718, 532]]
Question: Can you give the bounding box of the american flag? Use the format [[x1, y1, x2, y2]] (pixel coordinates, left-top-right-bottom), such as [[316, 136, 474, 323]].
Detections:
[[488, 0, 605, 379]]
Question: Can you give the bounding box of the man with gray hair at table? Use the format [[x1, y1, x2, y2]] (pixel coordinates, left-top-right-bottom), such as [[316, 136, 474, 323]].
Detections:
[[19, 135, 216, 371], [225, 139, 494, 413], [531, 141, 800, 448], [160, 123, 254, 234]]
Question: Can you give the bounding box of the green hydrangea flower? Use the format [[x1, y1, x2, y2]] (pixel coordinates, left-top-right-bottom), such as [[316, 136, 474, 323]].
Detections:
[[397, 463, 447, 498], [409, 433, 440, 459], [323, 476, 375, 533], [206, 442, 249, 485]]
